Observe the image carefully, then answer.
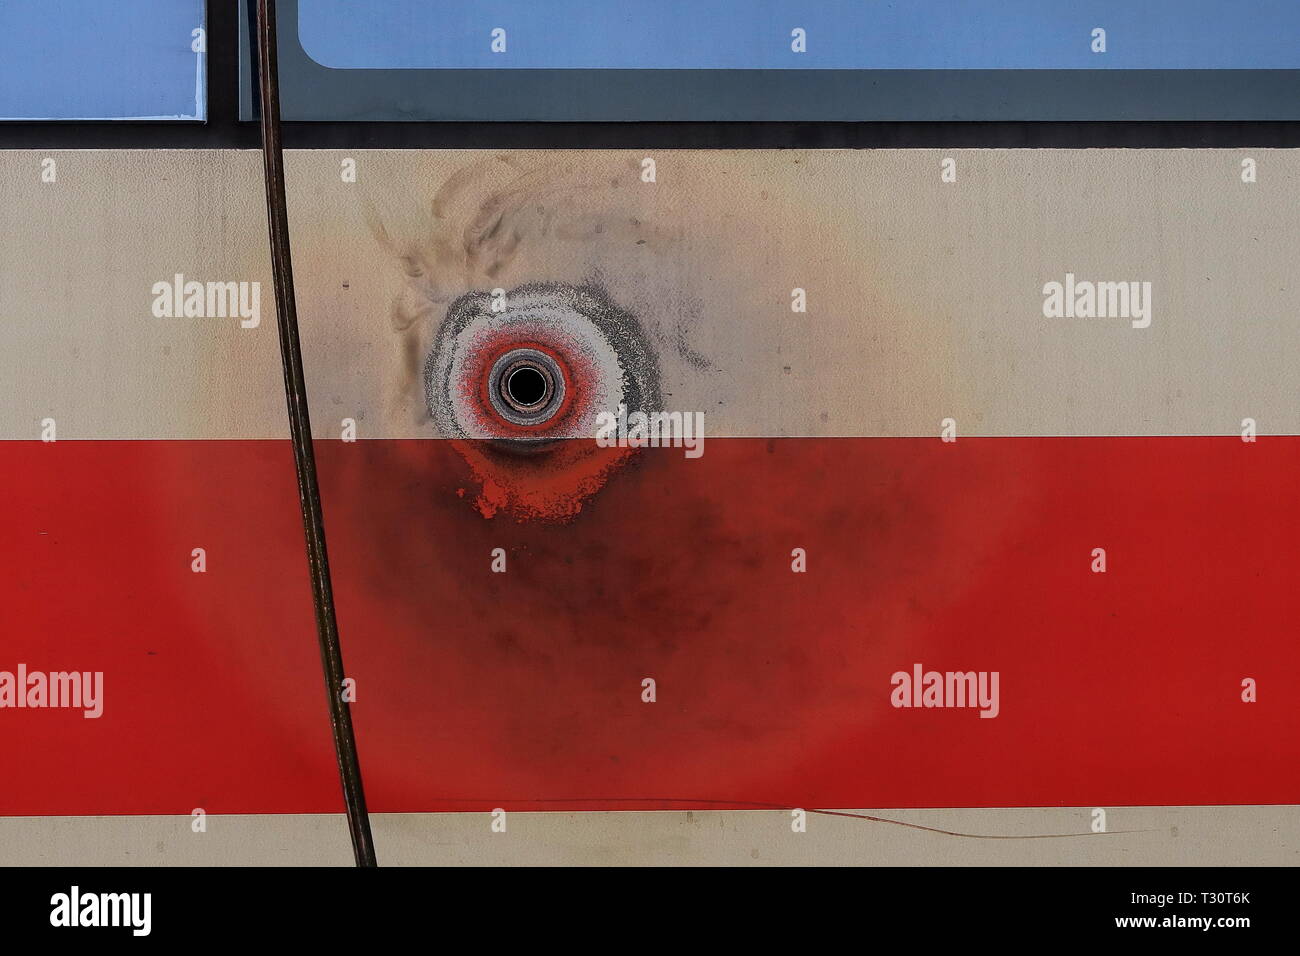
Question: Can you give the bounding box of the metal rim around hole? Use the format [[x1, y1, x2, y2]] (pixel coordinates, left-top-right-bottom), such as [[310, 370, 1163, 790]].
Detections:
[[488, 348, 567, 426]]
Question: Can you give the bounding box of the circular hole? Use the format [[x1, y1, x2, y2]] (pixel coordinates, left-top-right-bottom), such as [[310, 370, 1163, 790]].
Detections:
[[505, 365, 549, 408], [487, 348, 566, 427]]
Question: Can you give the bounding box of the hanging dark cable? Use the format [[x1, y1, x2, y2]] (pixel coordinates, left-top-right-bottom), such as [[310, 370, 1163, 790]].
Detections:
[[255, 0, 377, 868]]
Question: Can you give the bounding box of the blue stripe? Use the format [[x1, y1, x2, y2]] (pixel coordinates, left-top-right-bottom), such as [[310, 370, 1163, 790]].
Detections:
[[298, 0, 1300, 70], [0, 0, 205, 121]]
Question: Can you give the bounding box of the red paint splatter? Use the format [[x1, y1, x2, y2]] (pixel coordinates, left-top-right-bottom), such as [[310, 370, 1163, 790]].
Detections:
[[450, 439, 637, 522]]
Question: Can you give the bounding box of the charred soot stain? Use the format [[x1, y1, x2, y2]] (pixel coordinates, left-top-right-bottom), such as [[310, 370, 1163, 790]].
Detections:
[[312, 437, 1017, 807], [319, 155, 1005, 811]]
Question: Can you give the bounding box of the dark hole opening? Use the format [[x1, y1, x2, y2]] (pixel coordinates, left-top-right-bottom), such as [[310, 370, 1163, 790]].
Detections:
[[505, 365, 548, 407]]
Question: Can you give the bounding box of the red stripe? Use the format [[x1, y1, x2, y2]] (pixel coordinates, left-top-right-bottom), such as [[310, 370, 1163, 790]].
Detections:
[[2, 437, 1296, 814]]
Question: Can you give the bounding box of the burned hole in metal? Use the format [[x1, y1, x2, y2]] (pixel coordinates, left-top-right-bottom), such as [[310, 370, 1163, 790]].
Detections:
[[490, 348, 565, 425]]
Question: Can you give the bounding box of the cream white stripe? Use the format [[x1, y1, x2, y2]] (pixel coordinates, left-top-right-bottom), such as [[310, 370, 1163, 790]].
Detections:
[[0, 807, 1293, 866], [1, 149, 1296, 440]]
